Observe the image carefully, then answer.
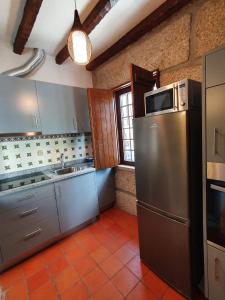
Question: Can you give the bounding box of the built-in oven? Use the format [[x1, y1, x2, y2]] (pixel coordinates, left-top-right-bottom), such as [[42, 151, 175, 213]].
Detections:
[[207, 179, 225, 248], [144, 79, 189, 116]]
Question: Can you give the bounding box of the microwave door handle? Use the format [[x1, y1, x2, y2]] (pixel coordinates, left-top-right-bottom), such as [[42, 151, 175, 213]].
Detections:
[[174, 85, 178, 110], [210, 184, 225, 193]]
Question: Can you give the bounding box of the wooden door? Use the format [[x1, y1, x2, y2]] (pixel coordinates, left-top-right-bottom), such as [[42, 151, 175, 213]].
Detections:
[[88, 88, 119, 169], [130, 64, 160, 118]]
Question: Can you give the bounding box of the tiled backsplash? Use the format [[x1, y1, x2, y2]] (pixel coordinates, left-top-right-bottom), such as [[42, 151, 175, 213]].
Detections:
[[0, 133, 93, 174]]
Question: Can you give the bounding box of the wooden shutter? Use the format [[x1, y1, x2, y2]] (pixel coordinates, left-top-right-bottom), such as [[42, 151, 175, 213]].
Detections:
[[130, 64, 160, 118], [88, 88, 119, 170]]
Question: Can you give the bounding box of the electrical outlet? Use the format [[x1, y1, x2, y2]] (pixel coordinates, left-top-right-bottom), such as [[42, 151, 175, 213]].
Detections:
[[37, 150, 44, 156]]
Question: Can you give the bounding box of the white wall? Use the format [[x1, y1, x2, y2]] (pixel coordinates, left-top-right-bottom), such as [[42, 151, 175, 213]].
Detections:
[[0, 42, 93, 88]]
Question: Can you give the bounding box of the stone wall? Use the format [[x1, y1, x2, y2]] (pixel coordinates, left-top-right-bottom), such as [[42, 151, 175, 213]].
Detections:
[[92, 0, 225, 215], [92, 0, 225, 89], [115, 166, 137, 215]]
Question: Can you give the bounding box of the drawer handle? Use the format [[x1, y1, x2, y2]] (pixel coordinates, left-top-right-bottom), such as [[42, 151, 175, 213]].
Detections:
[[24, 228, 42, 240], [19, 207, 39, 218], [16, 194, 34, 202]]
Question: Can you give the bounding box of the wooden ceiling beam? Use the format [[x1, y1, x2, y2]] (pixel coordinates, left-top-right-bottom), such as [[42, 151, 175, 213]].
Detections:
[[13, 0, 43, 54], [86, 0, 191, 71], [55, 0, 114, 65]]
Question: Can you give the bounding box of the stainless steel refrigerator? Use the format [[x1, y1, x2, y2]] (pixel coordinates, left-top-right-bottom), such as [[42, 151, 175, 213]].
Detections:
[[134, 80, 203, 299]]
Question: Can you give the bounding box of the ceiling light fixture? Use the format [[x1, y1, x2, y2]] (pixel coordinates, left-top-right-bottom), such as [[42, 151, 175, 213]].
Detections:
[[67, 0, 92, 65]]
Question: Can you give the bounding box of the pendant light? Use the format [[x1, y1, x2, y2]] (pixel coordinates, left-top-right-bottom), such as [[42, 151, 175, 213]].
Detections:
[[67, 0, 92, 65]]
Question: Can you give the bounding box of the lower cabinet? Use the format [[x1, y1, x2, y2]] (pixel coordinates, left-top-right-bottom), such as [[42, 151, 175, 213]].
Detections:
[[55, 172, 99, 233], [208, 245, 225, 300]]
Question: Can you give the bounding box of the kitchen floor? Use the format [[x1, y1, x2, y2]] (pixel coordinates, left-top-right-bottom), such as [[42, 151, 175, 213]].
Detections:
[[0, 208, 205, 300]]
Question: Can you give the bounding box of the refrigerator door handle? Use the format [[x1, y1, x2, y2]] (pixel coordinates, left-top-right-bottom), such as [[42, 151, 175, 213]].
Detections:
[[210, 184, 225, 193], [137, 201, 189, 225]]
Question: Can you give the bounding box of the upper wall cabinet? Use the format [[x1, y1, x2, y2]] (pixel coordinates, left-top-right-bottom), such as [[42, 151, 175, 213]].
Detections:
[[206, 47, 225, 88], [0, 75, 41, 135], [36, 81, 90, 135], [36, 81, 78, 135]]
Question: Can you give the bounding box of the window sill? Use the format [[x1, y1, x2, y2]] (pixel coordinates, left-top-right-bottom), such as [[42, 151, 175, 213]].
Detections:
[[116, 164, 135, 172]]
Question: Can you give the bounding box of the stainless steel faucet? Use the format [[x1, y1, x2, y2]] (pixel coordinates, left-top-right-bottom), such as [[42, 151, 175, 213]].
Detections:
[[60, 153, 65, 169]]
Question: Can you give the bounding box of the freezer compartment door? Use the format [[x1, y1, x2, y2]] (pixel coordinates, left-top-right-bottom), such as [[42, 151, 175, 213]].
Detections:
[[137, 204, 192, 298], [134, 112, 189, 219]]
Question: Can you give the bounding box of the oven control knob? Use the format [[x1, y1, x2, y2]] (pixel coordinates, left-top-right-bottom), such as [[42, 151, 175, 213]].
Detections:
[[180, 101, 186, 106]]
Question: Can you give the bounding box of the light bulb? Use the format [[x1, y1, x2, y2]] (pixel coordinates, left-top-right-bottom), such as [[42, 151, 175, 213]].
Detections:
[[68, 30, 92, 65]]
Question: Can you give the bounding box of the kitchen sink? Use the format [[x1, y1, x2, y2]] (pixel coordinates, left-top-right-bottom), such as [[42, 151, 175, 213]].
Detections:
[[54, 167, 76, 175], [54, 166, 87, 175]]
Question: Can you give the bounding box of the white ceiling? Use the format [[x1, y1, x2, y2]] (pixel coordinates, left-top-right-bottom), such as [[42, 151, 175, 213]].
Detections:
[[0, 0, 166, 60]]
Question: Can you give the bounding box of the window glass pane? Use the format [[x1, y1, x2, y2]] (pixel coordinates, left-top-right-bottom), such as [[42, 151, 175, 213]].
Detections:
[[122, 118, 129, 129], [131, 151, 135, 161], [124, 151, 132, 161], [121, 106, 128, 117], [128, 92, 132, 104], [128, 105, 133, 116], [120, 93, 127, 107], [131, 140, 134, 150], [129, 117, 133, 128], [130, 128, 134, 139], [123, 128, 130, 139], [118, 90, 134, 163], [123, 140, 131, 150]]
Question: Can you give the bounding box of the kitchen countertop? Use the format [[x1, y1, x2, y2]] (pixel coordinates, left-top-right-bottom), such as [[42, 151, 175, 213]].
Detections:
[[0, 162, 95, 197]]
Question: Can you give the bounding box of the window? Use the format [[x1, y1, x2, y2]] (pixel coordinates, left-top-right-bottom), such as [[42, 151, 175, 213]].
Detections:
[[115, 86, 135, 165]]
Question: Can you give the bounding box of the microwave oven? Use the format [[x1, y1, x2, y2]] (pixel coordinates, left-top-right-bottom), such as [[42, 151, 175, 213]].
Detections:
[[144, 79, 201, 116]]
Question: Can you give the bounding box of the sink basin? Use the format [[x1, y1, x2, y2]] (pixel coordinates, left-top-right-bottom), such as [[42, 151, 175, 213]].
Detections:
[[54, 167, 76, 175], [54, 166, 87, 175]]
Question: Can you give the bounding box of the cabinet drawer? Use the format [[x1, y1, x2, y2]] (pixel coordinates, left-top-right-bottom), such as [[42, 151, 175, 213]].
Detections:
[[0, 184, 55, 213], [0, 214, 60, 262], [208, 245, 225, 300], [0, 195, 58, 238], [206, 47, 225, 88]]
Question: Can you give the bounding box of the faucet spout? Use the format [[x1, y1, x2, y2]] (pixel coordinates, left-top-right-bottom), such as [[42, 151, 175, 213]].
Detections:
[[60, 153, 65, 169]]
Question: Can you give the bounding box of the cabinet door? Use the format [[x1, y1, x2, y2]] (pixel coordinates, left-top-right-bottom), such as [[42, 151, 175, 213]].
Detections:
[[206, 85, 225, 163], [0, 75, 41, 134], [55, 172, 99, 233], [74, 88, 91, 132], [208, 245, 225, 300], [36, 81, 77, 134], [206, 47, 225, 88], [96, 169, 115, 211]]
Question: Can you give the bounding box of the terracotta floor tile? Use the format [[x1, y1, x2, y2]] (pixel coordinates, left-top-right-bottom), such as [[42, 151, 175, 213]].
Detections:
[[58, 237, 78, 253], [127, 282, 157, 300], [91, 246, 111, 264], [65, 245, 87, 264], [54, 266, 79, 294], [162, 287, 187, 300], [29, 281, 58, 300], [99, 255, 123, 278], [125, 239, 140, 255], [73, 228, 93, 242], [114, 244, 136, 265], [93, 281, 123, 300], [73, 256, 97, 276], [94, 229, 114, 244], [22, 255, 45, 278], [0, 266, 24, 289], [4, 279, 28, 300], [111, 267, 139, 297], [104, 237, 126, 254], [83, 266, 108, 294], [142, 270, 168, 298], [27, 268, 49, 293], [47, 255, 69, 276], [41, 245, 62, 263], [126, 255, 148, 279], [61, 281, 89, 300], [77, 235, 100, 253]]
